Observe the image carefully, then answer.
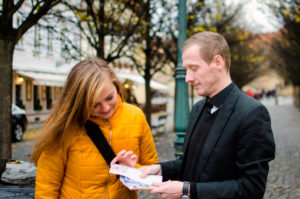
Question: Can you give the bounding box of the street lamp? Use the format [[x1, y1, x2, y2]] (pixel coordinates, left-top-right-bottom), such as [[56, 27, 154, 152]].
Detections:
[[174, 0, 190, 158]]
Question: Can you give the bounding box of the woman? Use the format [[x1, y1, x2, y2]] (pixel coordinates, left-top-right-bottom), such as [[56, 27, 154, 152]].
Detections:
[[31, 57, 158, 198]]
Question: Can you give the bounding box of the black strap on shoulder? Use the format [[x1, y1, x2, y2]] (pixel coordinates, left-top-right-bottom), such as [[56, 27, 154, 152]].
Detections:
[[85, 120, 116, 167]]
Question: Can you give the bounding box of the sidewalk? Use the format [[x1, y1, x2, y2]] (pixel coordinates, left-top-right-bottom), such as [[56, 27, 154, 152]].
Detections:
[[1, 96, 299, 198], [0, 183, 34, 199]]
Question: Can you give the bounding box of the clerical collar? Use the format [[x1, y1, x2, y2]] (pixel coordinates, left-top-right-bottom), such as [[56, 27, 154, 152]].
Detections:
[[207, 82, 235, 108]]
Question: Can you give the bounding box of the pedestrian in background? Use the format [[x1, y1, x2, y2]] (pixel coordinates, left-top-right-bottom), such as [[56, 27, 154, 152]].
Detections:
[[31, 57, 158, 198], [113, 31, 275, 199]]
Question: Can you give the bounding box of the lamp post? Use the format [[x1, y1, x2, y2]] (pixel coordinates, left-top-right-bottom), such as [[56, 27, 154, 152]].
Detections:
[[174, 0, 189, 158]]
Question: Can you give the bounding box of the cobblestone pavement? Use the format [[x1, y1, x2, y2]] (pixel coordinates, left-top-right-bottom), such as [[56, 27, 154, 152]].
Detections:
[[263, 102, 300, 199], [1, 97, 299, 199]]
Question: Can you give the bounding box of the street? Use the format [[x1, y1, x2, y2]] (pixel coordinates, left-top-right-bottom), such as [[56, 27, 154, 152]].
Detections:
[[1, 97, 299, 199]]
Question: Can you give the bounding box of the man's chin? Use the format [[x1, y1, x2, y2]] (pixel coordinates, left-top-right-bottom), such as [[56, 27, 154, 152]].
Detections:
[[196, 90, 205, 96]]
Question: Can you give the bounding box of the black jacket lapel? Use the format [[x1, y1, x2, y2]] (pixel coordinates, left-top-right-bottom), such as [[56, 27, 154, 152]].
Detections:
[[196, 86, 241, 179]]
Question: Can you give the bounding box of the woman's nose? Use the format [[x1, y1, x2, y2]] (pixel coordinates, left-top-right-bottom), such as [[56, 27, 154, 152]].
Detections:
[[101, 103, 110, 112]]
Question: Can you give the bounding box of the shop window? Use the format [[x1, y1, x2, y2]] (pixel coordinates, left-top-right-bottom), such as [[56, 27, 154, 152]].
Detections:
[[33, 85, 43, 111], [46, 86, 52, 109], [15, 85, 25, 109]]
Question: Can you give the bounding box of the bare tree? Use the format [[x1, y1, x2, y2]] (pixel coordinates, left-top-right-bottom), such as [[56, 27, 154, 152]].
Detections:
[[46, 0, 175, 126], [124, 0, 176, 125], [56, 0, 145, 62], [0, 0, 61, 177]]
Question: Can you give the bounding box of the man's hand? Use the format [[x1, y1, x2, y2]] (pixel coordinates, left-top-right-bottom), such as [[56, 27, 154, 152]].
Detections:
[[110, 150, 137, 168], [140, 164, 162, 178], [150, 181, 184, 199]]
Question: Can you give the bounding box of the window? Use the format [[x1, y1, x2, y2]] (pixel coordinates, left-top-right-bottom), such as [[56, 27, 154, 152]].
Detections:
[[47, 29, 53, 55], [46, 86, 52, 109], [33, 85, 43, 111], [33, 25, 41, 56]]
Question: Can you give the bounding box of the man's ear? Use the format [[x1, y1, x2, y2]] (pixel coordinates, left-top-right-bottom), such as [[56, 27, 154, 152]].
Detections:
[[213, 55, 225, 71]]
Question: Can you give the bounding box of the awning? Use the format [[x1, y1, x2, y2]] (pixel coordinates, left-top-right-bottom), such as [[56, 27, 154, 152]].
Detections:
[[15, 71, 66, 87], [116, 72, 169, 91], [15, 69, 169, 91]]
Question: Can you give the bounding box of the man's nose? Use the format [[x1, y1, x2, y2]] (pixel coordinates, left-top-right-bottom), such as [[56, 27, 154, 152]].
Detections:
[[185, 70, 193, 83]]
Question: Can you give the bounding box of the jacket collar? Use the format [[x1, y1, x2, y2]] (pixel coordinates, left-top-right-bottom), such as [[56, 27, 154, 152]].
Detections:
[[208, 82, 234, 108]]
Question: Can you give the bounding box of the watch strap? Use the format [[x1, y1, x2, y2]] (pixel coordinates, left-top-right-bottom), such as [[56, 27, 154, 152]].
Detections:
[[182, 181, 190, 196]]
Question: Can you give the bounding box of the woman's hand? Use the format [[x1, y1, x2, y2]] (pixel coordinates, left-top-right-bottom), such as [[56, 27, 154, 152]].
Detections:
[[110, 150, 137, 168], [140, 164, 162, 178]]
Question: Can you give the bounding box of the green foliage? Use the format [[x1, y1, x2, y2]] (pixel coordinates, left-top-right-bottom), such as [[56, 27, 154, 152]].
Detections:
[[228, 29, 267, 88]]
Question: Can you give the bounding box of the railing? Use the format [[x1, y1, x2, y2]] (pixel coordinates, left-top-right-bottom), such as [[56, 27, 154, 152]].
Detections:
[[151, 111, 168, 135]]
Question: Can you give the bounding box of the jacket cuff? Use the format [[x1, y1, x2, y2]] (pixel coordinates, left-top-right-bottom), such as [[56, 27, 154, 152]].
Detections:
[[159, 162, 169, 181], [159, 161, 178, 181], [190, 183, 197, 199]]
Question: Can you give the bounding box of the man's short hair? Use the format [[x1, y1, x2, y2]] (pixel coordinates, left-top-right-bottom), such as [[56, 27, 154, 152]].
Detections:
[[182, 31, 231, 71]]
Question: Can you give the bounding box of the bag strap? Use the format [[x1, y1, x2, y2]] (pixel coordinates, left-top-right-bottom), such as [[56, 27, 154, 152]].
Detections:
[[85, 120, 116, 167]]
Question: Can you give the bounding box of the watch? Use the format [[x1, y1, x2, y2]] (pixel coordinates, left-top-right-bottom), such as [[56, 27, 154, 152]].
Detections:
[[180, 181, 190, 199]]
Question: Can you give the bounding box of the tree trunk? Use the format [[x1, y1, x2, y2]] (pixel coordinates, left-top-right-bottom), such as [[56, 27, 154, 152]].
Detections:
[[0, 38, 14, 178], [97, 0, 105, 59], [144, 0, 152, 126]]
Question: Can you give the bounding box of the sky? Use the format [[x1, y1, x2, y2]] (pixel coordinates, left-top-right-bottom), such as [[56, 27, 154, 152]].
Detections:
[[227, 0, 283, 33]]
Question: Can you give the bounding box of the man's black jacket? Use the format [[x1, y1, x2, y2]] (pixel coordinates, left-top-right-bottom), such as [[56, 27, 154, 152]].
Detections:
[[160, 85, 275, 199]]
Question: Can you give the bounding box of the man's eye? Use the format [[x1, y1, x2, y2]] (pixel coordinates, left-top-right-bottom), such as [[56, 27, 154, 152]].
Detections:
[[191, 66, 198, 72]]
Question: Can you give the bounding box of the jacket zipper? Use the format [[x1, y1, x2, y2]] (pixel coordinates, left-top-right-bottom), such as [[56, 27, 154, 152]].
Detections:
[[105, 183, 109, 199], [105, 119, 112, 145]]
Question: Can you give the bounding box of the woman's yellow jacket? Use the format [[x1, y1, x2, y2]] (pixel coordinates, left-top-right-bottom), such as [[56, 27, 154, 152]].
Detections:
[[35, 97, 158, 199]]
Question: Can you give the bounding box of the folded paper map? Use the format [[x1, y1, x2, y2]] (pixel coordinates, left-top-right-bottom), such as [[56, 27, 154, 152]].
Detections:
[[109, 164, 162, 190]]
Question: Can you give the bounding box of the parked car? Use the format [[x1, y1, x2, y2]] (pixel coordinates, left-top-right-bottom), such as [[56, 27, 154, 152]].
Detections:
[[11, 104, 28, 141]]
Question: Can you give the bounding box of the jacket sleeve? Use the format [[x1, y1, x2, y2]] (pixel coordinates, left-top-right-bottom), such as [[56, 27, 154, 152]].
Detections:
[[35, 145, 68, 198], [136, 115, 159, 168], [191, 104, 275, 199], [160, 158, 183, 181]]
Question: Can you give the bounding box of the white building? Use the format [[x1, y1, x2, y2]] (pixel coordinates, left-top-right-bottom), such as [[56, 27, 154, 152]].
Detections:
[[12, 5, 80, 123], [12, 3, 169, 124]]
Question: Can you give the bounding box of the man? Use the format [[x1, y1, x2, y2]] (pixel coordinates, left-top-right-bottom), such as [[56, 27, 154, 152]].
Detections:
[[112, 31, 275, 199]]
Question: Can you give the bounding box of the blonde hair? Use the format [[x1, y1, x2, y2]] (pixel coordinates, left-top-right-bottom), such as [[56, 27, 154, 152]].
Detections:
[[182, 31, 231, 71], [31, 57, 122, 164]]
